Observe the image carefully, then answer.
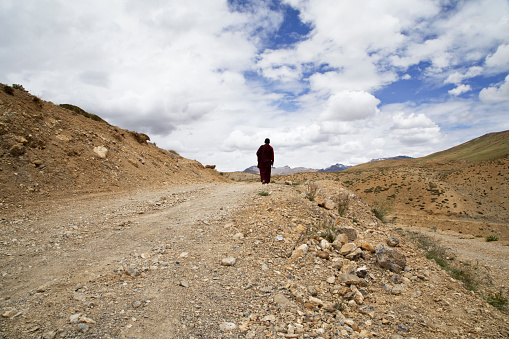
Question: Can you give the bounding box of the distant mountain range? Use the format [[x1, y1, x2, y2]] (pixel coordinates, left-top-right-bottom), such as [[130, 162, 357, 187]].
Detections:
[[243, 156, 414, 175], [243, 165, 317, 175]]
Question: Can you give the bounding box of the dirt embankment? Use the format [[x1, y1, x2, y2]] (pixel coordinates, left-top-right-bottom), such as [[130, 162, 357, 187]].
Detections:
[[0, 84, 228, 210]]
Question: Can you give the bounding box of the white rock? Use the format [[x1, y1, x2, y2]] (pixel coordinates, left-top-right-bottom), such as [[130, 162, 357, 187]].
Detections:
[[93, 146, 108, 158], [70, 313, 82, 324], [221, 257, 236, 266], [320, 239, 331, 250], [219, 322, 237, 331]]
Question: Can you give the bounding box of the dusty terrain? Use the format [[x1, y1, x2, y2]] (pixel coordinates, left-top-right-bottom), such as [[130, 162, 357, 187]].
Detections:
[[1, 180, 508, 338], [280, 156, 509, 242], [1, 84, 509, 338]]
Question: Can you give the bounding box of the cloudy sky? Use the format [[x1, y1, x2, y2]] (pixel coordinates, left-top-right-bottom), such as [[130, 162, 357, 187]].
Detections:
[[1, 0, 508, 171]]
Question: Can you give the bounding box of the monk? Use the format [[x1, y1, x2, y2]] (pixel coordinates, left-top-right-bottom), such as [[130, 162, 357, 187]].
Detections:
[[256, 138, 274, 184]]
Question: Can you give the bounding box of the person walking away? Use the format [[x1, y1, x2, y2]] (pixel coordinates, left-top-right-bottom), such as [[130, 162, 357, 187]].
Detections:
[[256, 138, 274, 184]]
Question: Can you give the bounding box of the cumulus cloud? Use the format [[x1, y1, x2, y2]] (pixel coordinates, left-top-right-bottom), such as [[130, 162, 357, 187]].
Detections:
[[444, 66, 483, 84], [320, 91, 380, 122], [390, 112, 440, 146], [479, 75, 509, 102], [485, 44, 509, 71], [449, 84, 472, 96]]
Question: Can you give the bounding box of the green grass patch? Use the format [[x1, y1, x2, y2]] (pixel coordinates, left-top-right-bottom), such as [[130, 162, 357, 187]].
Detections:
[[60, 103, 108, 124], [258, 191, 269, 196], [3, 85, 14, 95], [486, 235, 499, 242]]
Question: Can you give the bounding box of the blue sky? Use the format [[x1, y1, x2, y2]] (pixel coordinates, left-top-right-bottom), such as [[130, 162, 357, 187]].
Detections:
[[1, 0, 508, 171]]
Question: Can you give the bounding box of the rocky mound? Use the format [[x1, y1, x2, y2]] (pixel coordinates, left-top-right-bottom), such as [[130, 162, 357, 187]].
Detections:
[[0, 84, 227, 211]]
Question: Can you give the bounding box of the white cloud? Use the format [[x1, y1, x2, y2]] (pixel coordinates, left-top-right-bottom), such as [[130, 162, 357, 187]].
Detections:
[[444, 66, 483, 84], [449, 84, 472, 96], [485, 44, 509, 71], [320, 91, 380, 122], [479, 75, 509, 102], [390, 112, 441, 146]]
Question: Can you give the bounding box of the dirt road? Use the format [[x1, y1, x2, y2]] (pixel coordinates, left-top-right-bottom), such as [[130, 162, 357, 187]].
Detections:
[[1, 182, 268, 338], [1, 181, 508, 338]]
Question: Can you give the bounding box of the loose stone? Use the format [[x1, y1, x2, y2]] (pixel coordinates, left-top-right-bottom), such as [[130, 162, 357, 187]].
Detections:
[[340, 243, 357, 256], [221, 257, 236, 266], [375, 246, 407, 273]]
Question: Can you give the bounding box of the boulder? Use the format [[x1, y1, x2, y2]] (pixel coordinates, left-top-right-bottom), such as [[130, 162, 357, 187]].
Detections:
[[338, 227, 358, 241], [375, 246, 406, 273]]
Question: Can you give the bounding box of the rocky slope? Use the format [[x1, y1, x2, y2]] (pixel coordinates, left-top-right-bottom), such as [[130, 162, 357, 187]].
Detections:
[[0, 84, 227, 211], [279, 153, 509, 241]]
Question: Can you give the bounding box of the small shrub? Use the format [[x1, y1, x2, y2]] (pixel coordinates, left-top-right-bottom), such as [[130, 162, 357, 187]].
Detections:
[[12, 84, 27, 92], [486, 235, 499, 242], [60, 104, 107, 123], [372, 199, 392, 223], [3, 85, 14, 95], [486, 291, 507, 313], [307, 181, 319, 201], [317, 216, 338, 243], [334, 192, 350, 217], [258, 191, 269, 196]]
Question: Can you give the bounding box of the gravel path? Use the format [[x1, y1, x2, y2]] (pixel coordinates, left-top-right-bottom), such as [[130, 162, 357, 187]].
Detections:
[[1, 182, 265, 338], [1, 181, 508, 338]]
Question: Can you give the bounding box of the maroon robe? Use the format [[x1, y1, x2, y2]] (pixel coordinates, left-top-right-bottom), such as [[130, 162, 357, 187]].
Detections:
[[256, 143, 274, 183]]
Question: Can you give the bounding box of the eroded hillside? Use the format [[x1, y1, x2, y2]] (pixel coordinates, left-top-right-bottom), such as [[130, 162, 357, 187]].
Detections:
[[0, 84, 227, 211]]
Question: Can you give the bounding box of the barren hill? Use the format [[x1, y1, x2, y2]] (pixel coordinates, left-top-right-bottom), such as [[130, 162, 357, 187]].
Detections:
[[279, 132, 509, 241], [0, 84, 227, 211]]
